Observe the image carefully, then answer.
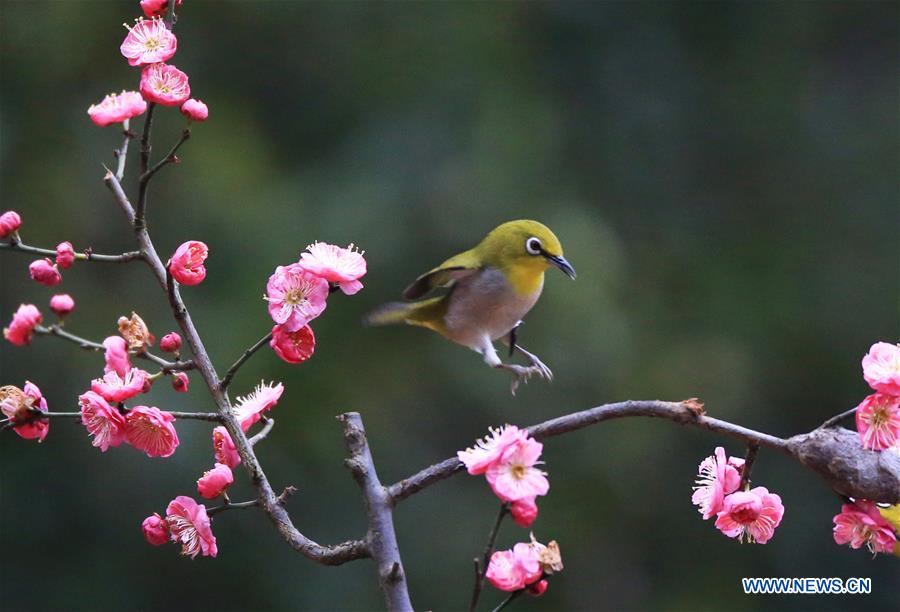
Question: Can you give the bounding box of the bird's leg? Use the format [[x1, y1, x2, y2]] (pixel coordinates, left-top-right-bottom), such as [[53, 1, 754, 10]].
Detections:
[[507, 320, 522, 358], [477, 334, 552, 396], [511, 344, 553, 382]]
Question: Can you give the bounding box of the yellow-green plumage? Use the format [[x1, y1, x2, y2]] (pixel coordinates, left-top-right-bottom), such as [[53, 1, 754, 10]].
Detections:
[[365, 220, 576, 394]]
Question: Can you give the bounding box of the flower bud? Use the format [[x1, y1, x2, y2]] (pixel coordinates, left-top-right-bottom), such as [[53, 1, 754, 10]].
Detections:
[[0, 211, 22, 238], [171, 371, 189, 393], [159, 332, 182, 353], [29, 258, 61, 286], [527, 580, 549, 596], [142, 513, 170, 546], [197, 463, 234, 499], [49, 294, 75, 317], [55, 241, 75, 269], [180, 98, 208, 122]]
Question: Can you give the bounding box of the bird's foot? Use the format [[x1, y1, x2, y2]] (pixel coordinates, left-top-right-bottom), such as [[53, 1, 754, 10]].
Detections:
[[499, 362, 552, 396]]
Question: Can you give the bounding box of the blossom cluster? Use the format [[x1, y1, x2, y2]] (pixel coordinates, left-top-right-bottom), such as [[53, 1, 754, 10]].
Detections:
[[691, 447, 785, 544], [856, 342, 900, 453], [485, 535, 563, 595], [1, 210, 87, 288], [142, 495, 217, 558]]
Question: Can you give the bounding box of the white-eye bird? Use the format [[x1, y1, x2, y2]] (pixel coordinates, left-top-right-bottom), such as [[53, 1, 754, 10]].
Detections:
[[365, 220, 576, 394]]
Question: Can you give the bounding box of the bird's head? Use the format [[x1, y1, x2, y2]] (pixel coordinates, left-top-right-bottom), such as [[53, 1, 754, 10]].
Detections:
[[479, 220, 576, 280]]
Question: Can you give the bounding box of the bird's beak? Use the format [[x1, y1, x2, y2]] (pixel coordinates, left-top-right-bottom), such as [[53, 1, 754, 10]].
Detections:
[[547, 254, 576, 279]]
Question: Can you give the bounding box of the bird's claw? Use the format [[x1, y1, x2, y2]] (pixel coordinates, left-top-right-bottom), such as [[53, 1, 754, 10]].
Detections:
[[504, 361, 553, 396]]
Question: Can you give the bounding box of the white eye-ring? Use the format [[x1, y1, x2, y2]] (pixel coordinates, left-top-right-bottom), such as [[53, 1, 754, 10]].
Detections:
[[525, 237, 542, 255]]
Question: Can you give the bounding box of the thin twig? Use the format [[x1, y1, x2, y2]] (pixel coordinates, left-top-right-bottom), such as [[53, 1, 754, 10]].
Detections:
[[141, 129, 190, 183], [0, 241, 141, 263], [220, 330, 273, 392], [33, 325, 190, 372], [470, 503, 509, 612], [249, 417, 275, 446], [2, 408, 222, 432], [115, 119, 134, 181], [135, 103, 156, 227], [491, 589, 523, 612], [207, 498, 260, 516], [818, 406, 858, 430], [739, 442, 760, 490]]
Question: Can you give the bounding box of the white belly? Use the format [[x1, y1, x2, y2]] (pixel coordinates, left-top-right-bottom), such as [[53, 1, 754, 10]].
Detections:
[[442, 267, 543, 349]]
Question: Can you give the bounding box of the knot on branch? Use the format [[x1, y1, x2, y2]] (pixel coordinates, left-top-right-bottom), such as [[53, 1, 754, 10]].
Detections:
[[789, 427, 900, 503], [383, 561, 403, 584]]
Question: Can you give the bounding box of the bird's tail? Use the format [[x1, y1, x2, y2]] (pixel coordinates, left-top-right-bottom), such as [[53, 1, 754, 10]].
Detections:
[[363, 297, 446, 332]]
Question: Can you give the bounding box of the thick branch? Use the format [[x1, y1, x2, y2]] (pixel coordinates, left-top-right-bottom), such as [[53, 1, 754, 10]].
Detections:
[[135, 103, 156, 227], [339, 412, 413, 611], [0, 241, 141, 263], [34, 325, 191, 372], [220, 330, 273, 392]]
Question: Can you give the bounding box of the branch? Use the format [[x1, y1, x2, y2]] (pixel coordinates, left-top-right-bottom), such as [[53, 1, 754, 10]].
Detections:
[[470, 503, 509, 612], [140, 129, 190, 184], [207, 498, 260, 517], [818, 406, 858, 430], [33, 325, 191, 372], [135, 103, 156, 227], [115, 119, 134, 181], [220, 330, 273, 392], [0, 240, 141, 263], [339, 412, 413, 611], [249, 417, 275, 446], [2, 408, 222, 432]]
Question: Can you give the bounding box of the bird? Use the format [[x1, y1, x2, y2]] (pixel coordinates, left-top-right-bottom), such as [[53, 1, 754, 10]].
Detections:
[[365, 220, 576, 394]]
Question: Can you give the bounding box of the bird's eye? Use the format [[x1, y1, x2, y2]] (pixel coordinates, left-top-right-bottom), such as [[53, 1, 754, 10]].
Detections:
[[525, 237, 542, 256]]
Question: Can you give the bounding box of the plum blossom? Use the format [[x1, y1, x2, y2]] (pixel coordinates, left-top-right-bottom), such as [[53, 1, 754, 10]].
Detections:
[[55, 242, 75, 269], [118, 312, 155, 350], [79, 391, 127, 452], [165, 496, 217, 558], [120, 18, 177, 67], [265, 264, 329, 332], [485, 436, 549, 503], [527, 580, 549, 597], [91, 368, 149, 403], [126, 406, 179, 458], [213, 426, 240, 468], [863, 342, 900, 396], [140, 63, 190, 106], [298, 242, 367, 295], [457, 425, 528, 475], [510, 497, 539, 528], [159, 332, 182, 353], [1, 382, 49, 441], [87, 91, 147, 127], [833, 501, 897, 555], [142, 513, 170, 546], [180, 98, 208, 122], [102, 336, 131, 377], [171, 371, 189, 393], [270, 324, 315, 364], [855, 393, 900, 451], [4, 304, 42, 346], [49, 294, 75, 317], [692, 447, 744, 519], [485, 542, 543, 592], [0, 210, 21, 238], [29, 258, 61, 286], [714, 487, 785, 544], [140, 0, 182, 18], [168, 241, 208, 285], [233, 381, 283, 431], [197, 463, 234, 499]]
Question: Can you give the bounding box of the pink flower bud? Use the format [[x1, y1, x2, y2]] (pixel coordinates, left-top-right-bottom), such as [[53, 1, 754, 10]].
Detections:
[[102, 336, 131, 377], [213, 426, 240, 468], [527, 580, 549, 597], [159, 332, 182, 353], [168, 241, 208, 285], [180, 98, 208, 122], [172, 371, 189, 393], [142, 512, 170, 546], [197, 463, 234, 500], [4, 304, 42, 346], [510, 497, 539, 528], [140, 0, 181, 19], [140, 63, 190, 107], [270, 324, 315, 364], [49, 294, 75, 316], [0, 211, 22, 238], [55, 241, 75, 269], [29, 258, 61, 286], [88, 91, 147, 127]]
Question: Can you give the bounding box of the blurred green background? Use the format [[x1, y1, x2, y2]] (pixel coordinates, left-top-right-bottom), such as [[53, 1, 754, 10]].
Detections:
[[1, 1, 898, 610]]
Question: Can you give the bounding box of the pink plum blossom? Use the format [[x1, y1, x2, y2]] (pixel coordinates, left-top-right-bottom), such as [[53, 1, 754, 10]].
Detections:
[[87, 91, 147, 127], [126, 406, 179, 458], [49, 294, 75, 317], [180, 98, 208, 122], [265, 264, 329, 332], [140, 0, 182, 18], [485, 436, 550, 503], [270, 324, 315, 364], [457, 425, 528, 475], [91, 368, 149, 403], [1, 382, 49, 441], [833, 501, 897, 555], [855, 393, 900, 451], [485, 542, 543, 592], [862, 342, 900, 396], [140, 63, 190, 106], [55, 241, 75, 269], [714, 487, 785, 544], [159, 332, 182, 353], [0, 211, 21, 238], [213, 426, 240, 468], [197, 463, 234, 499], [168, 241, 208, 285], [171, 371, 189, 393], [79, 391, 127, 452], [4, 304, 42, 346], [692, 447, 744, 520], [142, 512, 170, 546], [233, 381, 283, 431], [120, 18, 177, 67], [298, 242, 367, 295], [102, 336, 131, 377], [510, 497, 539, 528], [165, 496, 217, 558], [29, 258, 61, 286]]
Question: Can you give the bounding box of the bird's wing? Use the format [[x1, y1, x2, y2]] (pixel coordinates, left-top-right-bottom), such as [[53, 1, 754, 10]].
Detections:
[[402, 249, 481, 300]]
